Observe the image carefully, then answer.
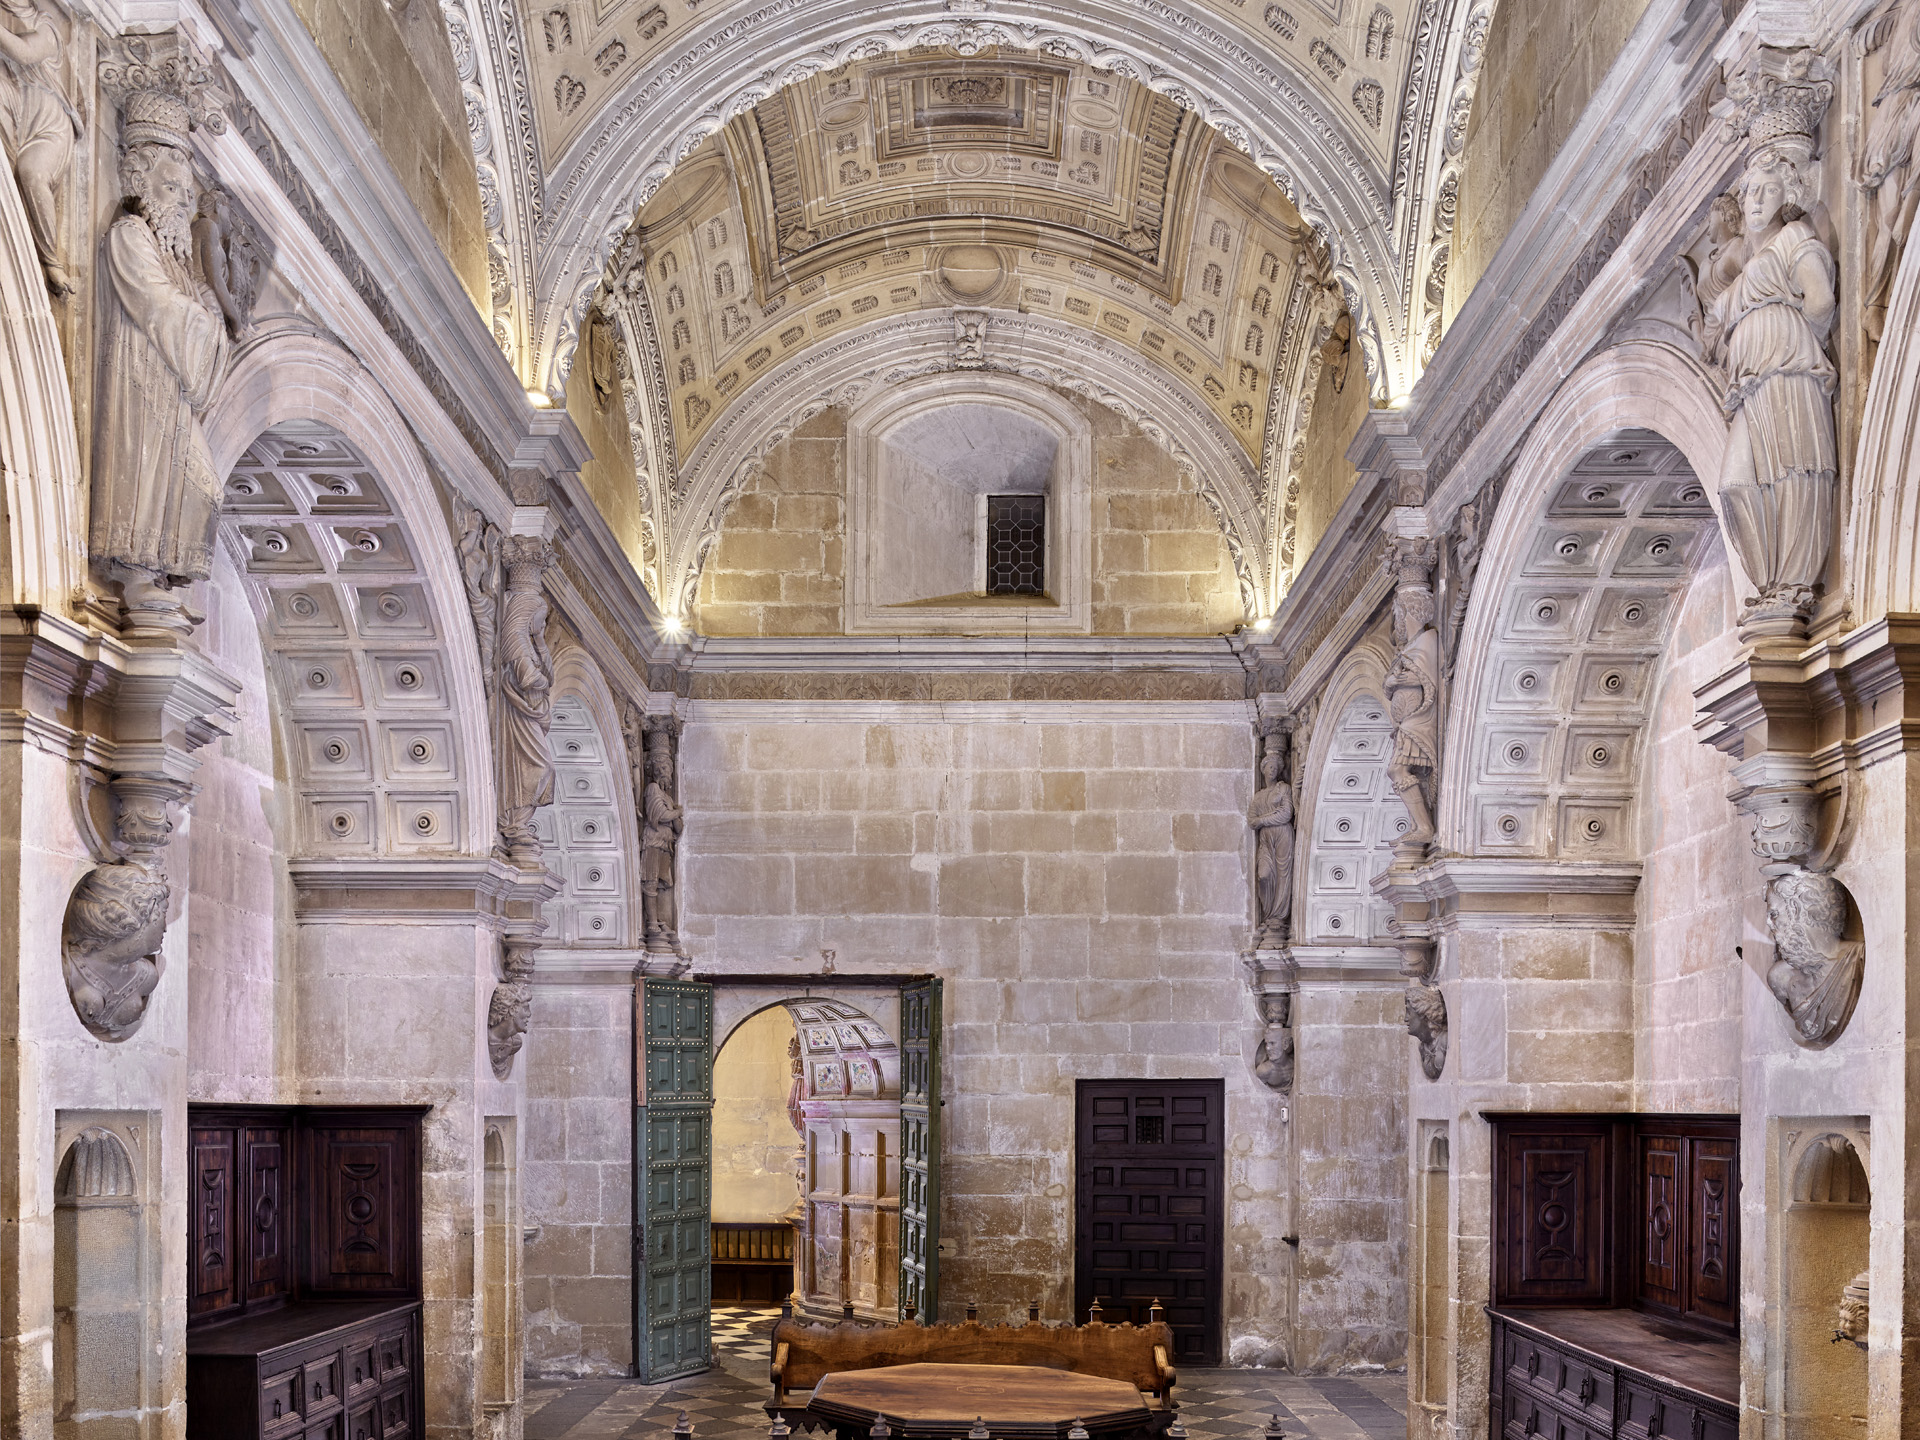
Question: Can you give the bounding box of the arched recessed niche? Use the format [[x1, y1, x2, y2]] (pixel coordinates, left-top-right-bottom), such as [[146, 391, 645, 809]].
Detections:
[[846, 374, 1093, 634]]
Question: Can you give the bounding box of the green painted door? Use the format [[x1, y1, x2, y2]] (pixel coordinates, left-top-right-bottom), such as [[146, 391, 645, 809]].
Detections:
[[899, 976, 942, 1322], [633, 977, 713, 1381]]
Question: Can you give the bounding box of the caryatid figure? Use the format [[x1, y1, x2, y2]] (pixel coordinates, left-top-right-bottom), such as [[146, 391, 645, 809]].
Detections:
[[91, 88, 230, 629], [0, 0, 79, 294], [1385, 586, 1441, 847], [641, 720, 684, 952], [1249, 729, 1295, 948], [1706, 50, 1837, 638]]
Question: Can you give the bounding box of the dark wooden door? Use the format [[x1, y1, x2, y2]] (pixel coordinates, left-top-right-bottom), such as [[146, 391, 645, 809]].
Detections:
[[1074, 1078, 1223, 1365]]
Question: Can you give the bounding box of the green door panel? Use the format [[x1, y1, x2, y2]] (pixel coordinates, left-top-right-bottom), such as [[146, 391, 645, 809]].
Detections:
[[898, 976, 942, 1322], [633, 977, 713, 1381]]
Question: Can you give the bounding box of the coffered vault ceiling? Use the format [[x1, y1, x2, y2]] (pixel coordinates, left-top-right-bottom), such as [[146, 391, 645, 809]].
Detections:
[[441, 0, 1497, 618], [451, 0, 1493, 400], [597, 54, 1346, 620]]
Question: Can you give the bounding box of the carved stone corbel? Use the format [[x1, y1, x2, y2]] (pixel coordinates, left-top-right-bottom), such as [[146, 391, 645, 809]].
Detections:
[[60, 639, 238, 1041], [487, 935, 536, 1080], [1698, 645, 1868, 1050], [1405, 982, 1448, 1082], [1243, 951, 1296, 1093]]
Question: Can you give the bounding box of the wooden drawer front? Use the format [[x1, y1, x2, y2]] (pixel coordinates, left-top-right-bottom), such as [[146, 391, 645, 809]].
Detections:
[[376, 1384, 412, 1440], [1618, 1376, 1738, 1440], [345, 1399, 380, 1440], [302, 1352, 343, 1412], [1501, 1386, 1607, 1440], [376, 1327, 411, 1384], [344, 1336, 379, 1396], [304, 1414, 344, 1440], [261, 1364, 305, 1432]]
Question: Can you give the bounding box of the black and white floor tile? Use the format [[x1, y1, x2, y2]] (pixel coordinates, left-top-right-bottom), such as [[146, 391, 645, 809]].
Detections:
[[525, 1308, 1409, 1440]]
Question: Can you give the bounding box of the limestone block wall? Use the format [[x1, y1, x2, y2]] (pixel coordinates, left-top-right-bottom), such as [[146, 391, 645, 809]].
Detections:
[[187, 555, 292, 1104], [287, 0, 490, 312], [564, 355, 645, 584], [3, 738, 192, 1438], [675, 705, 1344, 1364], [1444, 0, 1655, 324], [522, 982, 635, 1376], [1637, 547, 1747, 1112], [692, 402, 1240, 638], [1289, 338, 1368, 584], [294, 916, 506, 1437], [1289, 982, 1408, 1371]]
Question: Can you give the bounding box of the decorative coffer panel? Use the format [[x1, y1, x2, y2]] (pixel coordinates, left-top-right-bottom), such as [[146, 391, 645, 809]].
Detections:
[[188, 1105, 427, 1327], [1464, 433, 1716, 859], [223, 427, 472, 856], [1490, 1112, 1739, 1335]]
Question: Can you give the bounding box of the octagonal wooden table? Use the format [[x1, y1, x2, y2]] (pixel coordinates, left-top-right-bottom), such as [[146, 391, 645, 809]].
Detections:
[[802, 1362, 1167, 1439]]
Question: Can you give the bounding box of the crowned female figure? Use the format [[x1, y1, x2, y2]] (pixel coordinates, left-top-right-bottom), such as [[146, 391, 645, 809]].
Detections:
[[1706, 60, 1837, 639]]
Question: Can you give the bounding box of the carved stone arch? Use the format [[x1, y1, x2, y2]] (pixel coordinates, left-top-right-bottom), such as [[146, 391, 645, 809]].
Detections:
[[1849, 189, 1920, 622], [538, 643, 643, 947], [0, 152, 84, 610], [1293, 643, 1409, 951], [666, 310, 1268, 622], [1437, 341, 1730, 858], [527, 4, 1416, 400], [200, 333, 497, 855]]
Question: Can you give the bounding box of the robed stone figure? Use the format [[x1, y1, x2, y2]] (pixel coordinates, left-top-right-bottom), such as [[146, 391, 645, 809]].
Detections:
[[92, 89, 229, 625]]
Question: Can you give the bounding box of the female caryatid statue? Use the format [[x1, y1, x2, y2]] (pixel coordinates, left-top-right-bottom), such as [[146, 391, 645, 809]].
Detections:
[[1249, 732, 1294, 949], [1706, 69, 1838, 639], [495, 538, 556, 864]]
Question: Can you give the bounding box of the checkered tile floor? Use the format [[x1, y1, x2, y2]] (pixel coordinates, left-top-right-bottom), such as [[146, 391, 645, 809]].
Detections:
[[525, 1308, 1409, 1440]]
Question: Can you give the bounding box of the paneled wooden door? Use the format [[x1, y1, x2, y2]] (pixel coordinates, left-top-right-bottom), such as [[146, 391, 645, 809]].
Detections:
[[633, 977, 714, 1382], [898, 976, 942, 1321], [1074, 1078, 1223, 1365]]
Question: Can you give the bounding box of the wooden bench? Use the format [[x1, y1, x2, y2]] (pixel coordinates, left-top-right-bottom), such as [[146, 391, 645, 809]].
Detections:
[[769, 1303, 1177, 1422], [712, 1221, 794, 1304]]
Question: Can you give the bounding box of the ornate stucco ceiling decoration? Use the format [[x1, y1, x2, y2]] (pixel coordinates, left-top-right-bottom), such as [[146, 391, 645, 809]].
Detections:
[[454, 0, 1478, 402], [594, 52, 1347, 622]]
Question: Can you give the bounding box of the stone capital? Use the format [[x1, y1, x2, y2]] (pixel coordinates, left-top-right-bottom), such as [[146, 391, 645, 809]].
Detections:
[[1349, 410, 1430, 506]]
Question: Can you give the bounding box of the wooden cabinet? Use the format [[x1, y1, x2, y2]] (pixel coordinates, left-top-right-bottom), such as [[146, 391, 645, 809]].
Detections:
[[187, 1301, 419, 1440], [1487, 1113, 1740, 1440], [1490, 1312, 1737, 1440], [187, 1106, 426, 1440]]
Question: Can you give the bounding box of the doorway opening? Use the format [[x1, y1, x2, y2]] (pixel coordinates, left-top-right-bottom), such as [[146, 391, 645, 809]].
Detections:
[[1074, 1078, 1224, 1365], [711, 1006, 800, 1303]]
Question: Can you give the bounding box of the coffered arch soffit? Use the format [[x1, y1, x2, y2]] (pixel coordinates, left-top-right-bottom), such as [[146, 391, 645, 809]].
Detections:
[[201, 333, 498, 858], [1437, 341, 1731, 864], [455, 0, 1495, 401], [1295, 661, 1409, 949]]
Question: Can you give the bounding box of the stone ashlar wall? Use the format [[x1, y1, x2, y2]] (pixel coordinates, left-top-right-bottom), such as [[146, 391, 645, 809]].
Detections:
[[692, 400, 1242, 637], [289, 0, 490, 314], [523, 982, 635, 1376], [1445, 0, 1655, 324], [187, 553, 290, 1104], [676, 709, 1320, 1363], [1637, 544, 1748, 1112]]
